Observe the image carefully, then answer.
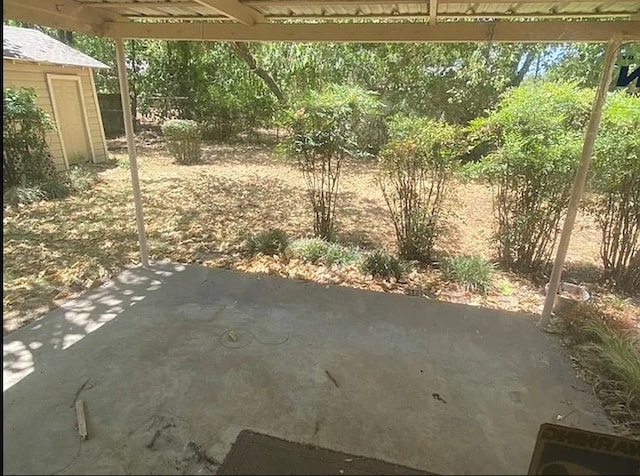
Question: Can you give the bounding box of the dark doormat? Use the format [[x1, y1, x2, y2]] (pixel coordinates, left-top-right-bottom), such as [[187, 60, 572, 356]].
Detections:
[[217, 430, 434, 475], [527, 423, 640, 475]]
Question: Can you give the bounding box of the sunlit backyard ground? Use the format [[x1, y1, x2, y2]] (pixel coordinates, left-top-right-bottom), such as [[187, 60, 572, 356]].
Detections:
[[4, 137, 638, 334]]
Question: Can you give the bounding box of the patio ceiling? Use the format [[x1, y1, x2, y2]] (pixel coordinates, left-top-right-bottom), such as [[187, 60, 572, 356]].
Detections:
[[4, 0, 640, 41]]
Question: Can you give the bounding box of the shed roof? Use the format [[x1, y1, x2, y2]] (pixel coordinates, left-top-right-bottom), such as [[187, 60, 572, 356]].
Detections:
[[3, 25, 109, 69]]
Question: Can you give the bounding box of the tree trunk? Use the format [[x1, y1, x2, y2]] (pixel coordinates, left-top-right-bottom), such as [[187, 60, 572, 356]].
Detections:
[[56, 30, 74, 46], [511, 50, 537, 87], [230, 42, 287, 105]]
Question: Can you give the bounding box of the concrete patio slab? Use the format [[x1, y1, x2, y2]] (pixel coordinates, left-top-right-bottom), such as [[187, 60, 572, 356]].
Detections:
[[3, 262, 611, 475]]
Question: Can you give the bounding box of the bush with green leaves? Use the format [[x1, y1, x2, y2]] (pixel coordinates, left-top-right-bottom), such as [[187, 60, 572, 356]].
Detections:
[[354, 113, 389, 157], [66, 165, 100, 193], [468, 82, 592, 273], [3, 179, 72, 205], [3, 87, 57, 190], [288, 238, 362, 266], [3, 164, 101, 206], [279, 85, 382, 239], [378, 116, 462, 262], [161, 119, 202, 164], [288, 238, 329, 263], [40, 179, 71, 200], [3, 185, 48, 205], [441, 255, 495, 294], [114, 155, 130, 169], [246, 229, 290, 256], [361, 249, 409, 280], [580, 317, 640, 400], [588, 92, 640, 292]]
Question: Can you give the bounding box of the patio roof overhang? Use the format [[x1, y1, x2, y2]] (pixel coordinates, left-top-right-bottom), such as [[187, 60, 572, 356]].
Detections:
[[3, 0, 640, 42], [4, 1, 639, 330]]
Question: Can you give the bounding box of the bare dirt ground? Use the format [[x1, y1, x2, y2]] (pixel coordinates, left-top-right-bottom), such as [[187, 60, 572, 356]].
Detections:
[[3, 139, 638, 334]]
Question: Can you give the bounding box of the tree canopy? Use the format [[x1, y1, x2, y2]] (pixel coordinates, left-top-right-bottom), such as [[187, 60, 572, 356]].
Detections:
[[4, 20, 632, 135]]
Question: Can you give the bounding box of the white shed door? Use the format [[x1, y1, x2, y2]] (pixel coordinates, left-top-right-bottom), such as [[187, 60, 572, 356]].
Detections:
[[51, 78, 91, 165]]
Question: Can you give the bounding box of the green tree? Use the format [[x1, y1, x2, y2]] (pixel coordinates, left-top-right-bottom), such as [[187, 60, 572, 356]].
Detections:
[[260, 42, 542, 124], [544, 43, 640, 89]]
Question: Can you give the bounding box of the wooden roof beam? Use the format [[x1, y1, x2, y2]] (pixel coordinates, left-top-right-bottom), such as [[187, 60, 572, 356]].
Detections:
[[430, 0, 438, 24], [242, 0, 618, 5], [193, 0, 264, 25], [103, 20, 640, 43], [115, 11, 637, 20]]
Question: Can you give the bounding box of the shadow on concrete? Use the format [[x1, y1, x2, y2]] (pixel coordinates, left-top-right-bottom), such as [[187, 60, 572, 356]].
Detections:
[[3, 264, 183, 392]]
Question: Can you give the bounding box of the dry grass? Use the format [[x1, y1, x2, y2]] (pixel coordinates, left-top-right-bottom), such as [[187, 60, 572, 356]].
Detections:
[[3, 139, 639, 335], [562, 303, 640, 439]]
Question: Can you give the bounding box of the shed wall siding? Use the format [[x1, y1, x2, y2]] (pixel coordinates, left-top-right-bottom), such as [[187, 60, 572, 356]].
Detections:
[[3, 61, 108, 170]]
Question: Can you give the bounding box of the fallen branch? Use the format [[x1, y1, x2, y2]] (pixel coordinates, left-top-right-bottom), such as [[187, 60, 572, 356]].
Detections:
[[75, 399, 88, 440]]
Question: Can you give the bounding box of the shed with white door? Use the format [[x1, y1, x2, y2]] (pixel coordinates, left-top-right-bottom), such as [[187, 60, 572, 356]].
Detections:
[[3, 25, 109, 170]]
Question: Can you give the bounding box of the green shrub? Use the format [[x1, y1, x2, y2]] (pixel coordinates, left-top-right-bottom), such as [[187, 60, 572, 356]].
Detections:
[[324, 243, 363, 266], [441, 255, 495, 294], [2, 167, 99, 205], [115, 155, 130, 169], [40, 179, 70, 200], [589, 92, 640, 292], [3, 185, 48, 205], [378, 116, 462, 262], [361, 249, 408, 280], [289, 238, 329, 263], [562, 305, 640, 435], [3, 87, 57, 189], [469, 82, 592, 272], [355, 113, 389, 157], [278, 85, 382, 239], [2, 165, 99, 205], [161, 119, 202, 164], [66, 165, 99, 193], [581, 318, 640, 399], [288, 238, 362, 266], [246, 229, 289, 256]]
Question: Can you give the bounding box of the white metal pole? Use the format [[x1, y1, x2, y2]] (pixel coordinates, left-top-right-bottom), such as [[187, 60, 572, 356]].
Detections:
[[539, 39, 621, 328], [115, 37, 150, 268]]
